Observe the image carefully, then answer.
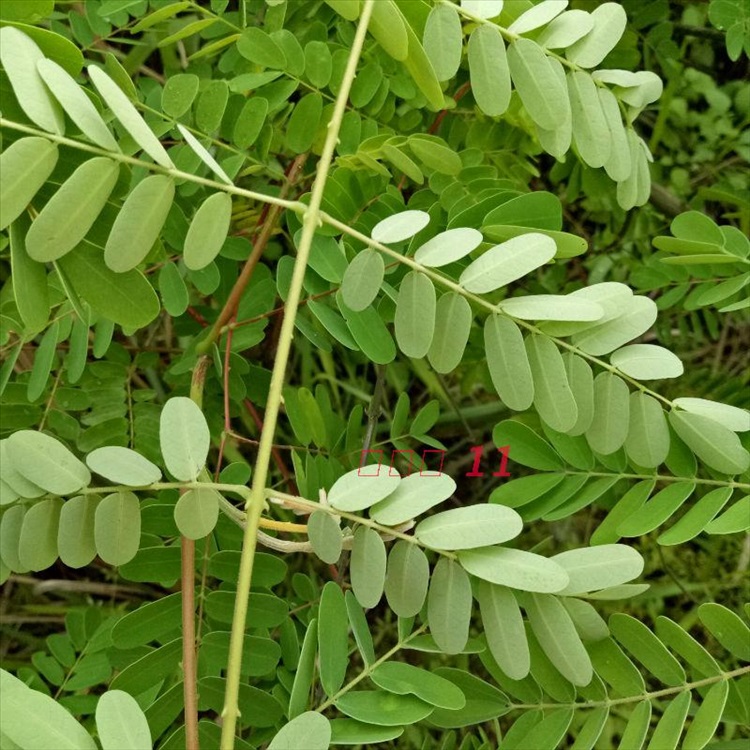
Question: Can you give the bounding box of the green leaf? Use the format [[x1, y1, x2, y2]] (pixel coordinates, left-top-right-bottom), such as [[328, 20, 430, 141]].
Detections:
[[345, 590, 376, 666], [318, 582, 349, 697], [268, 712, 331, 750], [26, 157, 120, 262], [105, 175, 175, 272], [657, 487, 733, 546], [429, 667, 509, 728], [428, 292, 473, 374], [538, 9, 594, 48], [400, 19, 445, 110], [671, 397, 750, 432], [27, 317, 58, 401], [324, 0, 360, 21], [370, 472, 455, 525], [585, 373, 630, 454], [95, 491, 141, 566], [460, 234, 556, 293], [288, 616, 318, 718], [489, 473, 565, 509], [7, 429, 90, 495], [500, 295, 603, 322], [86, 446, 161, 486], [110, 592, 182, 649], [368, 0, 409, 61], [415, 504, 523, 550], [509, 0, 567, 33], [671, 210, 725, 245], [599, 87, 632, 182], [158, 261, 189, 316], [0, 26, 64, 134], [428, 558, 472, 654], [37, 58, 118, 150], [327, 467, 400, 512], [88, 65, 173, 168], [0, 137, 59, 230], [484, 316, 534, 411], [460, 0, 504, 20], [484, 192, 563, 232], [526, 334, 578, 433], [458, 547, 569, 593], [0, 668, 97, 750], [610, 344, 683, 380], [609, 613, 686, 686], [0, 1, 54, 22], [423, 4, 462, 81], [350, 526, 386, 608], [682, 680, 729, 750], [525, 592, 593, 686], [414, 228, 483, 268], [339, 300, 397, 364], [624, 392, 670, 468], [58, 242, 160, 329], [669, 410, 750, 475], [174, 487, 220, 540], [478, 582, 529, 680], [161, 73, 198, 118], [384, 540, 429, 617], [493, 420, 563, 471], [159, 397, 210, 481], [237, 26, 286, 68], [183, 192, 233, 271], [617, 482, 695, 537], [335, 690, 433, 726], [553, 544, 644, 595], [329, 720, 403, 745], [371, 662, 466, 710], [408, 136, 462, 175], [698, 603, 750, 661], [308, 300, 358, 350], [567, 70, 611, 168], [341, 249, 384, 311], [287, 92, 323, 153], [572, 295, 657, 355], [395, 271, 436, 358], [467, 25, 511, 117], [176, 124, 232, 184], [307, 511, 342, 564], [371, 210, 431, 244], [513, 708, 573, 750], [654, 616, 721, 678], [131, 1, 192, 31], [19, 497, 61, 571], [96, 690, 151, 750], [646, 691, 690, 750], [566, 2, 627, 68], [617, 701, 651, 750], [705, 495, 750, 534], [58, 494, 99, 568], [507, 38, 570, 131]]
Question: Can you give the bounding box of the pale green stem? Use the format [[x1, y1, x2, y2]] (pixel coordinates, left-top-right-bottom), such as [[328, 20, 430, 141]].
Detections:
[[218, 3, 376, 748]]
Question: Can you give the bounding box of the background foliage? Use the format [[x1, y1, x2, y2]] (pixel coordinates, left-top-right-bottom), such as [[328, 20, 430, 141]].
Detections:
[[0, 1, 748, 749]]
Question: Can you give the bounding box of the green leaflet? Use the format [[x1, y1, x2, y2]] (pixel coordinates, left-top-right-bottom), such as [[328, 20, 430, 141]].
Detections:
[[657, 487, 734, 546], [289, 617, 318, 719], [654, 616, 721, 678], [158, 261, 189, 316], [408, 136, 462, 175], [566, 2, 627, 68], [682, 680, 729, 750], [552, 545, 644, 595], [428, 558, 472, 654], [287, 92, 323, 153], [323, 0, 360, 21], [19, 497, 61, 571], [617, 482, 696, 537], [458, 547, 569, 593], [706, 495, 750, 534], [0, 440, 45, 499], [233, 97, 268, 148], [350, 526, 386, 609], [341, 249, 384, 311], [564, 353, 595, 435], [307, 510, 342, 564], [525, 592, 593, 686], [37, 58, 118, 150], [414, 228, 483, 267], [105, 175, 175, 272], [94, 491, 141, 566], [329, 720, 403, 745], [624, 392, 670, 468], [159, 397, 210, 481], [507, 38, 570, 131], [174, 487, 220, 540], [183, 192, 233, 271], [27, 317, 58, 402], [161, 73, 199, 118], [305, 40, 333, 88], [371, 210, 431, 244], [617, 701, 651, 750], [0, 136, 59, 230], [88, 65, 173, 168], [371, 662, 466, 710], [58, 242, 160, 330], [368, 0, 408, 62], [428, 292, 472, 374], [176, 124, 232, 184], [384, 541, 429, 618], [483, 191, 563, 231], [394, 271, 436, 358], [467, 25, 511, 117], [328, 467, 400, 512], [85, 446, 161, 486], [308, 300, 359, 350], [669, 410, 750, 475], [335, 690, 433, 726], [423, 3, 462, 81], [338, 298, 397, 364], [268, 713, 331, 750], [538, 9, 594, 49], [484, 315, 534, 411], [318, 582, 349, 697], [699, 603, 750, 661], [647, 691, 690, 750], [609, 613, 686, 686], [0, 506, 27, 571], [610, 344, 684, 380], [526, 334, 578, 434], [95, 690, 152, 750], [493, 420, 563, 471], [7, 429, 90, 495], [370, 472, 456, 526], [400, 13, 444, 111], [0, 27, 64, 134], [477, 582, 530, 680], [414, 505, 523, 550], [460, 233, 556, 293], [237, 27, 286, 68], [572, 295, 657, 355], [26, 157, 120, 262], [500, 294, 603, 322], [671, 397, 750, 432], [345, 590, 376, 666], [585, 373, 630, 454], [599, 87, 632, 182], [567, 70, 611, 168]]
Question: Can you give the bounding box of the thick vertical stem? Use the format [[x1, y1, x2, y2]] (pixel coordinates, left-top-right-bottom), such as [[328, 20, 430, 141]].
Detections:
[[218, 3, 375, 748]]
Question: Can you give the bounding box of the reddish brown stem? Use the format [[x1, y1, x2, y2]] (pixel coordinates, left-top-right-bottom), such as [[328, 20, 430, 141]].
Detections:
[[181, 535, 199, 750]]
